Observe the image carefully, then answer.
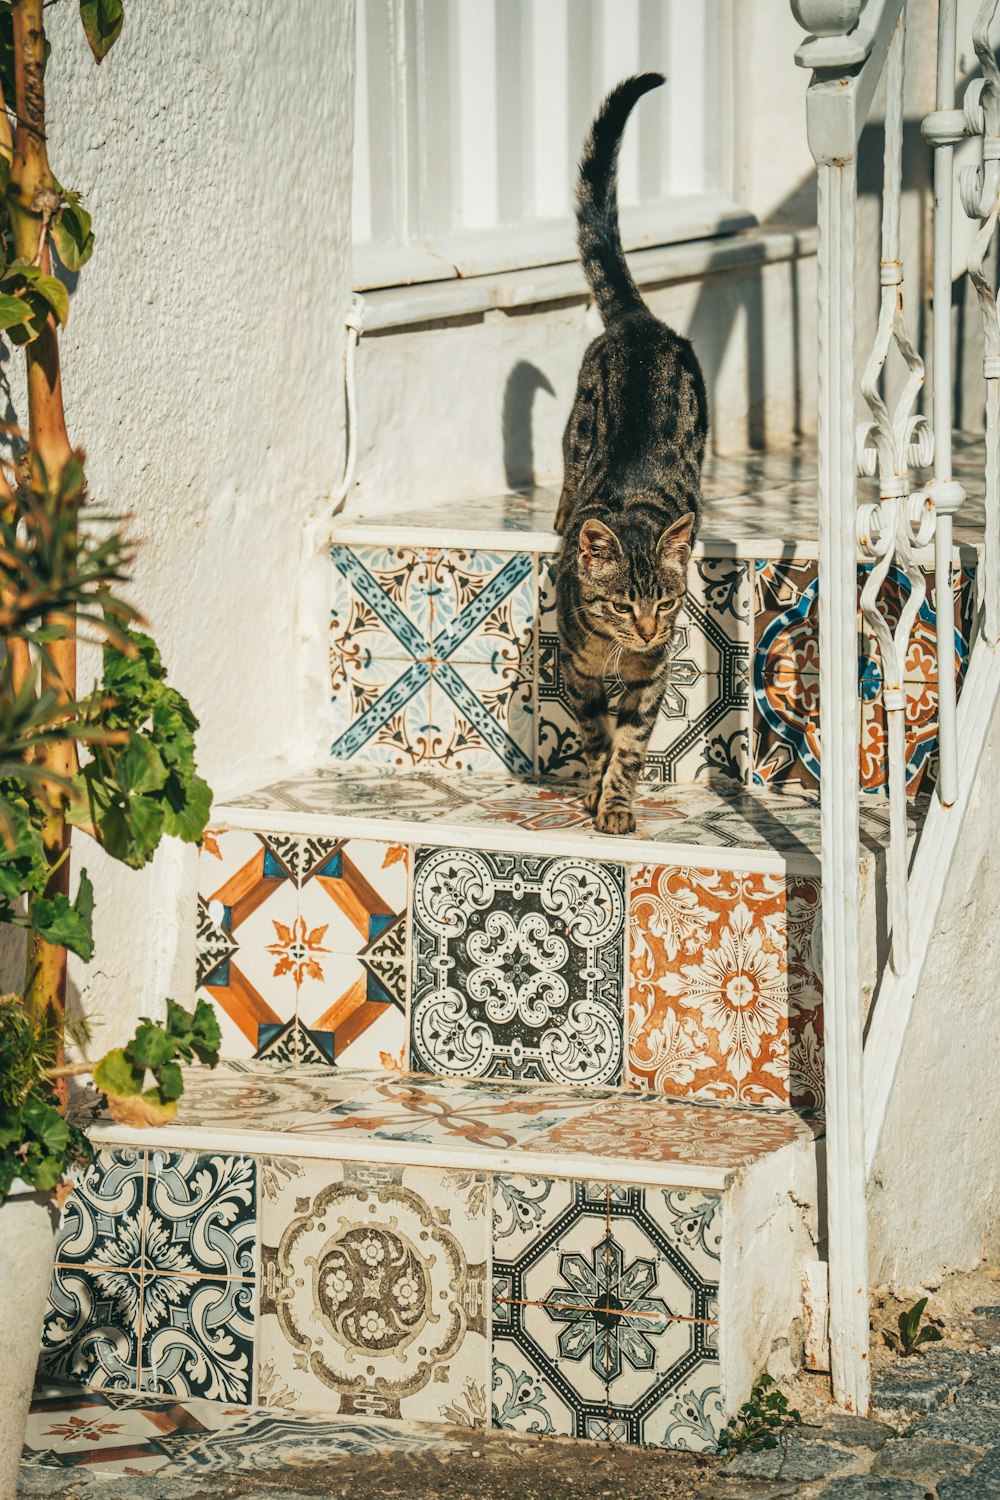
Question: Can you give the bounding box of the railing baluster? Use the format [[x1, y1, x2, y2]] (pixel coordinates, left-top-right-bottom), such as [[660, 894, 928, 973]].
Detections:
[[923, 0, 967, 808], [961, 1, 1000, 647], [817, 150, 870, 1417], [855, 12, 934, 975]]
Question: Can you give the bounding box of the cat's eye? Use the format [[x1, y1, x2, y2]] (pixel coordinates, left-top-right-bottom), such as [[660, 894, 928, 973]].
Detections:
[[610, 603, 633, 616]]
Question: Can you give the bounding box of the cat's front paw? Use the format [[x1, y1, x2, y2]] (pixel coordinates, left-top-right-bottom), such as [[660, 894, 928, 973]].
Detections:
[[583, 783, 603, 817], [595, 804, 636, 836]]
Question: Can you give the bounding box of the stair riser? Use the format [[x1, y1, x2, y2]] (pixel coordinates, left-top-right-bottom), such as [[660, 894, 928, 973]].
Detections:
[[196, 828, 846, 1112], [330, 544, 975, 796], [38, 1138, 815, 1451]]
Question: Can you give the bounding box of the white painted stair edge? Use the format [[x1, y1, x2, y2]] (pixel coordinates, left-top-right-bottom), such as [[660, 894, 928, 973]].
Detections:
[[863, 636, 1000, 1175]]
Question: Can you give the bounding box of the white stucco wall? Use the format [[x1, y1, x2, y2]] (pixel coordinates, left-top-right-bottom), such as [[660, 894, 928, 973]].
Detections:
[[15, 2, 355, 1042], [869, 694, 1000, 1284]]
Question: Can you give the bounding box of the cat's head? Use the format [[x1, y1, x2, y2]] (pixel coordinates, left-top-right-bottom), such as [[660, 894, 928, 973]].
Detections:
[[575, 512, 694, 651]]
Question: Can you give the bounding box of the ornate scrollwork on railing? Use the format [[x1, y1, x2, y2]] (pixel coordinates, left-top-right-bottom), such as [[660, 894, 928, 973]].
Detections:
[[853, 10, 932, 971], [961, 0, 1000, 647]]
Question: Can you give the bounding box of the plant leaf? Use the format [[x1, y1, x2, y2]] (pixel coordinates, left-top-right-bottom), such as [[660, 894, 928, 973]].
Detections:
[[31, 877, 95, 963], [126, 1021, 175, 1069], [93, 1046, 142, 1098], [23, 1093, 70, 1155], [0, 293, 34, 331], [155, 1059, 183, 1101], [51, 199, 95, 272], [80, 0, 124, 62]]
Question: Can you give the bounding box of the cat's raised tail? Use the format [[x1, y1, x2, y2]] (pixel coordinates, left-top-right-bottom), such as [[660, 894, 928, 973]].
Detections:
[[576, 72, 665, 326]]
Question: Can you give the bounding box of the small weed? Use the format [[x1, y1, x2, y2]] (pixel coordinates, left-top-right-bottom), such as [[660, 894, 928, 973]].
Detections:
[[717, 1373, 801, 1461], [883, 1296, 944, 1356]]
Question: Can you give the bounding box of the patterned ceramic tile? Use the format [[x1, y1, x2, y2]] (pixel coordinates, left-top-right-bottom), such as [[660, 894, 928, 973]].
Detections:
[[330, 544, 534, 775], [41, 1263, 143, 1392], [169, 1406, 475, 1471], [199, 831, 408, 1067], [530, 1095, 817, 1167], [258, 1158, 489, 1426], [492, 1178, 722, 1449], [41, 1149, 257, 1402], [319, 1077, 603, 1151], [331, 654, 434, 770], [627, 868, 823, 1110], [22, 1390, 495, 1476], [291, 838, 408, 1069], [752, 557, 976, 796], [536, 555, 750, 783], [140, 1279, 255, 1402], [144, 1151, 257, 1281], [197, 829, 299, 1060], [410, 848, 627, 1086], [426, 657, 534, 775], [99, 1061, 817, 1174], [229, 767, 480, 820], [21, 1386, 238, 1472], [427, 549, 535, 664]]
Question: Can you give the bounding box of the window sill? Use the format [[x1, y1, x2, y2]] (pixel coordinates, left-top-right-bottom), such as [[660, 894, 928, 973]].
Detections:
[[360, 222, 818, 334], [353, 194, 755, 291]]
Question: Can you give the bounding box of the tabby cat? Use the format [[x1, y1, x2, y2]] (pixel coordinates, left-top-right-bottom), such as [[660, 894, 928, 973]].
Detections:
[[554, 72, 708, 835]]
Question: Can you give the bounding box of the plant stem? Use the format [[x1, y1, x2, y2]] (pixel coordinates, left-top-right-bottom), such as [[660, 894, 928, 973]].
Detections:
[[10, 0, 75, 1065], [11, 0, 70, 488], [43, 1060, 93, 1078]]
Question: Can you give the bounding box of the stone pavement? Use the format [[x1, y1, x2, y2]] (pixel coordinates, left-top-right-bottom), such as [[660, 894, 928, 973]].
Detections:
[[18, 1335, 1000, 1500]]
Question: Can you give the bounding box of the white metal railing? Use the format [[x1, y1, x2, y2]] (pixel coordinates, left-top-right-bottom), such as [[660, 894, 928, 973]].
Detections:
[[793, 0, 1000, 1415]]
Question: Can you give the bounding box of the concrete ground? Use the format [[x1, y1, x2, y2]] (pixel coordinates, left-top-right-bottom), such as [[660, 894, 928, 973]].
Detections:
[[19, 1270, 1000, 1500]]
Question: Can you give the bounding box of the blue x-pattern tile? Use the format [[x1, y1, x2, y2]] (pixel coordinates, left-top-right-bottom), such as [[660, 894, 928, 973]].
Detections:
[[330, 545, 534, 774]]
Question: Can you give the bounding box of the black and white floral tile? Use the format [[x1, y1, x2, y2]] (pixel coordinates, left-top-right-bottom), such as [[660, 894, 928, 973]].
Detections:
[[41, 1149, 257, 1402], [34, 1144, 732, 1454], [409, 847, 627, 1086], [492, 1177, 722, 1450]]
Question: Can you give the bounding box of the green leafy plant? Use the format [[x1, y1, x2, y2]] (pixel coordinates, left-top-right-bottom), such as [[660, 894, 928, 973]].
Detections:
[[717, 1374, 802, 1461], [883, 1297, 944, 1356], [0, 0, 217, 1204], [0, 996, 221, 1197]]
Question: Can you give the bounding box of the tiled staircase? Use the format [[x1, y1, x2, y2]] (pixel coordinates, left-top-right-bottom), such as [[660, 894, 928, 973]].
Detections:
[[38, 441, 985, 1453]]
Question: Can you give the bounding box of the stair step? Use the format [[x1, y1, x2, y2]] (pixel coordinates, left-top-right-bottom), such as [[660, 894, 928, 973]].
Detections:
[[200, 766, 902, 1101], [40, 1064, 819, 1449], [328, 439, 982, 793], [216, 763, 908, 871], [339, 433, 989, 552]]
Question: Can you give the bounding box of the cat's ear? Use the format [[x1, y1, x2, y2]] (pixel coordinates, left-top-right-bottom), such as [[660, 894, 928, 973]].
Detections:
[[578, 519, 623, 570], [656, 513, 695, 570]]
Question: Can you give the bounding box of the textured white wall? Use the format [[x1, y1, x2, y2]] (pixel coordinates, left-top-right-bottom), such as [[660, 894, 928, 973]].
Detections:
[[869, 696, 1000, 1284], [18, 1, 355, 1042]]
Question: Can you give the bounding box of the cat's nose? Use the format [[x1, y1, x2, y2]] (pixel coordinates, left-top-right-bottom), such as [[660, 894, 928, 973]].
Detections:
[[635, 619, 655, 642]]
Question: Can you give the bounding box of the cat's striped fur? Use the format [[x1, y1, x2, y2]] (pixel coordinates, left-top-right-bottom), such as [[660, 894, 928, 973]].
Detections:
[[554, 72, 708, 835]]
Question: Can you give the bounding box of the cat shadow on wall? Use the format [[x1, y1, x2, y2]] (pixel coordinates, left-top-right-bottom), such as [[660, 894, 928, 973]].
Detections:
[[503, 360, 555, 492]]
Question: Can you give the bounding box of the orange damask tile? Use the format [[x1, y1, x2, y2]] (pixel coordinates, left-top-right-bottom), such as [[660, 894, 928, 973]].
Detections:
[[627, 866, 823, 1110]]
